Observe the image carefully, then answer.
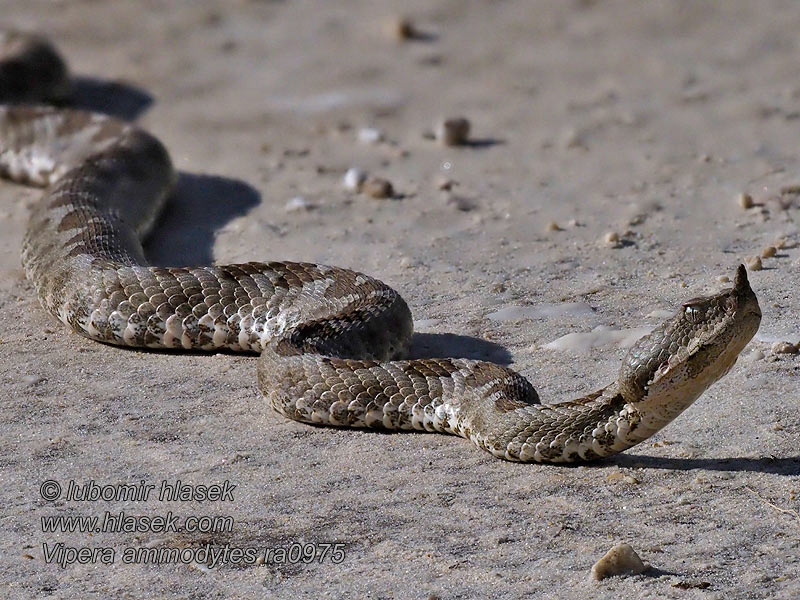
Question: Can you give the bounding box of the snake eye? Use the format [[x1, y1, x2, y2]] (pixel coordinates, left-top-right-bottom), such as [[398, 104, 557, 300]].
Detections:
[[682, 299, 705, 323]]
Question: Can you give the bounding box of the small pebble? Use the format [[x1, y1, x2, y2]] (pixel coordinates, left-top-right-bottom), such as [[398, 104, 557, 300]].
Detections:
[[23, 375, 45, 386], [672, 579, 712, 590], [771, 341, 798, 355], [591, 543, 648, 581], [761, 246, 777, 258], [545, 221, 562, 232], [744, 349, 765, 363], [628, 214, 645, 226], [745, 256, 763, 271], [770, 194, 794, 211], [603, 231, 621, 248], [284, 196, 313, 212], [384, 16, 415, 41], [357, 127, 384, 144], [718, 275, 730, 284], [560, 127, 586, 150], [435, 176, 456, 191], [343, 167, 366, 192], [435, 117, 471, 146], [738, 192, 754, 209], [606, 472, 639, 484], [362, 177, 394, 199], [445, 195, 475, 211], [567, 219, 580, 227]]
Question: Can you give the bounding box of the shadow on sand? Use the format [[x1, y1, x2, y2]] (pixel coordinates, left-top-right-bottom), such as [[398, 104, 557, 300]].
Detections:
[[409, 332, 513, 365], [145, 173, 262, 267], [600, 453, 800, 475], [70, 76, 153, 121], [66, 77, 264, 269]]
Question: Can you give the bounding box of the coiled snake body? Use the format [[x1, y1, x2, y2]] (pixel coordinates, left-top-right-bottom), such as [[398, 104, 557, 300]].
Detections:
[[0, 33, 762, 462]]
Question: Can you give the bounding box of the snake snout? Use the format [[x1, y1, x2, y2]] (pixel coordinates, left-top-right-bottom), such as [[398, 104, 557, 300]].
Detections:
[[732, 264, 761, 324]]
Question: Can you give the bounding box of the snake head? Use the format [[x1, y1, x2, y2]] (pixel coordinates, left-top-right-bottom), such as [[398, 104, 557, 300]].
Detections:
[[618, 265, 761, 406]]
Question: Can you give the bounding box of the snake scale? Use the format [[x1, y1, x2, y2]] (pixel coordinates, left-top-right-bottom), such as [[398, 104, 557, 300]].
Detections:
[[0, 32, 762, 462]]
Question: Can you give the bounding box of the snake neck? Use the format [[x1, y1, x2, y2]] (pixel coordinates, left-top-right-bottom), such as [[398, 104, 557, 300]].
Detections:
[[454, 384, 664, 463]]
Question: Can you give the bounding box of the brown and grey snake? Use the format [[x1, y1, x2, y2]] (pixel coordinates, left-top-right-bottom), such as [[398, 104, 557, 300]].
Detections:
[[0, 32, 762, 462]]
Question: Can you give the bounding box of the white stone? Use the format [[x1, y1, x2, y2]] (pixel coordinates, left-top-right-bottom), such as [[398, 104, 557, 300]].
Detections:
[[343, 167, 366, 191], [284, 196, 313, 212], [357, 127, 384, 144]]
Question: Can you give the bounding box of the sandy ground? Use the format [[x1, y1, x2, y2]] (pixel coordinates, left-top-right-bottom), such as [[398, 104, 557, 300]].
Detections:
[[1, 1, 799, 598]]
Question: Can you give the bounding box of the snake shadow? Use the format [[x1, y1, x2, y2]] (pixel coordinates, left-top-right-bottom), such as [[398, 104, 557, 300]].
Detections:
[[409, 332, 513, 365], [68, 76, 153, 121], [144, 173, 261, 267], [463, 137, 506, 149], [598, 454, 800, 475], [64, 76, 260, 267]]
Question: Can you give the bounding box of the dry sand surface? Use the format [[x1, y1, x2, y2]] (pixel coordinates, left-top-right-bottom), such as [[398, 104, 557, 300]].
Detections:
[[1, 1, 799, 598]]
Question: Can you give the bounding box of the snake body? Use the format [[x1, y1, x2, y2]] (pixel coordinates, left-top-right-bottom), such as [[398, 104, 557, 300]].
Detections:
[[0, 33, 762, 462]]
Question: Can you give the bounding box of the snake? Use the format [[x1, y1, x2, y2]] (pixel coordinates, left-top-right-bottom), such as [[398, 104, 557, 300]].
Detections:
[[0, 32, 762, 463]]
